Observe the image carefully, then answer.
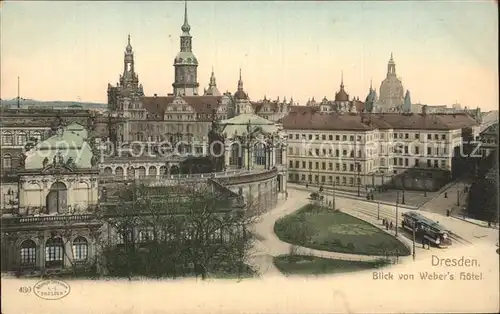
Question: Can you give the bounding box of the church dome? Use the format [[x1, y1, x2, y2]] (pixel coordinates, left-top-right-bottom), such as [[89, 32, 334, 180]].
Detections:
[[335, 89, 349, 102], [234, 90, 248, 100]]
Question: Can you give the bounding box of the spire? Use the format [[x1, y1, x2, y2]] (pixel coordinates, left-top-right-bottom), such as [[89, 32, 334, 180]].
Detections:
[[340, 71, 344, 88], [369, 78, 373, 91], [126, 34, 132, 53], [181, 0, 190, 33], [209, 66, 216, 87], [387, 53, 396, 75], [238, 68, 243, 90]]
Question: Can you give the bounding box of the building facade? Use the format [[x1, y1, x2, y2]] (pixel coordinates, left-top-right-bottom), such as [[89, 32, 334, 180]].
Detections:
[[283, 108, 479, 191]]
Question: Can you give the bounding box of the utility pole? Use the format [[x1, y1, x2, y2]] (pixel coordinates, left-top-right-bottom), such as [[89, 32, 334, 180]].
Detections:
[[377, 201, 380, 220], [395, 190, 399, 237], [332, 180, 336, 210], [412, 224, 416, 261]]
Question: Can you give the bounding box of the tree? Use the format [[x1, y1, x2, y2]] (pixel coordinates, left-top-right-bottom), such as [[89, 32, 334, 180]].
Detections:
[[99, 180, 265, 279]]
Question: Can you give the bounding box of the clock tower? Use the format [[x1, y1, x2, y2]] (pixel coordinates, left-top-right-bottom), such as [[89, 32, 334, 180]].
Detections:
[[172, 1, 199, 96]]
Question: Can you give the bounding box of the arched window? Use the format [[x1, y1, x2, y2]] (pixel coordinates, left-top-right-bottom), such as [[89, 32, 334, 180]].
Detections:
[[20, 240, 37, 267], [32, 131, 42, 142], [45, 237, 64, 268], [229, 143, 241, 167], [46, 182, 67, 214], [275, 146, 283, 165], [2, 154, 12, 169], [17, 131, 27, 146], [72, 237, 88, 262], [254, 143, 266, 166], [2, 132, 13, 146]]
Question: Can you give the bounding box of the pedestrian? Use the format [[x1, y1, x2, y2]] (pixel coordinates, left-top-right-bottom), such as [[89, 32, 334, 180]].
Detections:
[[382, 218, 386, 226], [390, 221, 393, 229]]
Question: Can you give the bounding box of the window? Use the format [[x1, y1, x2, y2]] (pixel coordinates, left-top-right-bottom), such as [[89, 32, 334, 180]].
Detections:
[[335, 149, 339, 157], [342, 135, 347, 141], [441, 134, 446, 140], [46, 182, 68, 214], [315, 135, 319, 140], [336, 163, 340, 171], [434, 134, 439, 140], [276, 146, 283, 164], [336, 135, 340, 141], [350, 136, 354, 141], [399, 158, 403, 166], [295, 134, 299, 140], [322, 162, 326, 170], [315, 162, 319, 169], [329, 135, 333, 140], [295, 161, 299, 168], [415, 159, 419, 166], [404, 158, 408, 166], [45, 237, 64, 268], [17, 132, 27, 146], [2, 154, 12, 169], [427, 159, 432, 167], [441, 160, 446, 168], [72, 237, 88, 262], [415, 146, 420, 154], [289, 160, 293, 168], [433, 160, 438, 168], [349, 177, 354, 185], [322, 135, 326, 140], [302, 161, 306, 168], [405, 133, 409, 139], [309, 162, 312, 169], [20, 240, 36, 267], [427, 134, 431, 140], [415, 134, 420, 140], [328, 163, 332, 170], [253, 143, 266, 166], [427, 147, 432, 155], [342, 164, 347, 171], [404, 146, 408, 154], [321, 176, 325, 182], [308, 135, 312, 140]]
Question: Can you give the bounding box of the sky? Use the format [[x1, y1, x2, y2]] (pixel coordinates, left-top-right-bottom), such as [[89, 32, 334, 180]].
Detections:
[[1, 1, 498, 110]]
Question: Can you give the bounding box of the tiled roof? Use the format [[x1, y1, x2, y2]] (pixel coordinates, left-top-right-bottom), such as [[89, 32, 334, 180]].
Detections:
[[141, 96, 222, 117], [283, 111, 478, 131], [433, 113, 480, 129], [283, 112, 377, 131]]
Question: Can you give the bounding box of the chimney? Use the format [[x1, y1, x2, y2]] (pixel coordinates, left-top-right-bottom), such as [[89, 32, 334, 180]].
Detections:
[[422, 105, 427, 116], [154, 94, 157, 97]]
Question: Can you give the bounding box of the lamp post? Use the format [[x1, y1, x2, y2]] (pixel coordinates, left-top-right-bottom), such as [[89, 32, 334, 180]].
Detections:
[[332, 179, 336, 210], [357, 163, 361, 197], [395, 190, 399, 237], [456, 182, 460, 206], [377, 201, 380, 220], [412, 224, 416, 261], [402, 173, 406, 204]]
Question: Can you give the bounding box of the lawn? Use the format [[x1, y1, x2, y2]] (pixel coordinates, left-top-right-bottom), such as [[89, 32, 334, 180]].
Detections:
[[274, 204, 411, 256], [273, 255, 389, 276]]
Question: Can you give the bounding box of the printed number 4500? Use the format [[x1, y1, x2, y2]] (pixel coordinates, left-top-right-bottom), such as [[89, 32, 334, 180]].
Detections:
[[19, 286, 32, 293]]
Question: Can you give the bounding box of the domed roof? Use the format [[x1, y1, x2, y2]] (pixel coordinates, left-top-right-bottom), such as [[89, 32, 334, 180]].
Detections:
[[174, 51, 198, 65], [335, 89, 349, 102], [234, 90, 248, 100]]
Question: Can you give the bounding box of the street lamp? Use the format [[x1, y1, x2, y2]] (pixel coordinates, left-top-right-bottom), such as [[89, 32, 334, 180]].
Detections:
[[357, 163, 361, 197], [412, 224, 416, 261], [401, 173, 406, 204], [395, 190, 399, 237]]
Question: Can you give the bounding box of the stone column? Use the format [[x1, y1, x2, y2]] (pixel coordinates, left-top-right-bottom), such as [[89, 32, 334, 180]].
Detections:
[[37, 233, 45, 270], [270, 146, 276, 168], [64, 237, 72, 269], [243, 145, 249, 170], [224, 143, 231, 169]]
